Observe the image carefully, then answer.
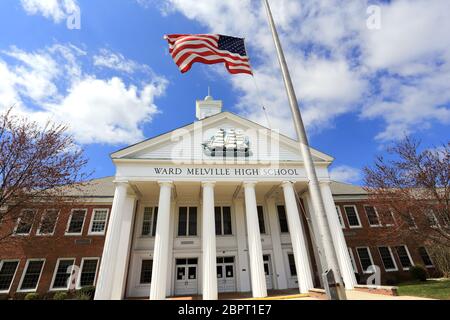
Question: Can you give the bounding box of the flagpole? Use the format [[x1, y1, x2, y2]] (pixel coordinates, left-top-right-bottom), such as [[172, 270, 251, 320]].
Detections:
[[263, 0, 346, 300]]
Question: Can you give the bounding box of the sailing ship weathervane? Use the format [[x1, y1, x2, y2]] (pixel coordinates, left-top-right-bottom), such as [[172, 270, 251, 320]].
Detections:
[[202, 128, 251, 157]]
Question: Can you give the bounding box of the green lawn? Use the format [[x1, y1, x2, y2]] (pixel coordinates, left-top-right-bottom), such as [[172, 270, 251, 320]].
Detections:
[[397, 280, 450, 300]]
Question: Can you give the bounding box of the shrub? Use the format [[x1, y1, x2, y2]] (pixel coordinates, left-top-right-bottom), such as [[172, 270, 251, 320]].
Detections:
[[75, 293, 92, 300], [385, 274, 399, 286], [0, 294, 10, 301], [410, 265, 428, 282], [53, 292, 68, 300], [77, 286, 95, 300], [24, 293, 40, 300]]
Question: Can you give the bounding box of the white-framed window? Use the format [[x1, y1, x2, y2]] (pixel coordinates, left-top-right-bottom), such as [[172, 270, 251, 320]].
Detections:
[[0, 260, 20, 293], [141, 207, 158, 237], [348, 248, 358, 273], [51, 258, 75, 290], [335, 205, 345, 228], [277, 205, 289, 233], [287, 253, 297, 277], [88, 209, 109, 235], [364, 206, 381, 227], [405, 213, 417, 229], [377, 246, 398, 272], [257, 205, 266, 234], [356, 247, 374, 274], [139, 259, 153, 284], [418, 247, 434, 268], [425, 209, 440, 228], [178, 207, 198, 237], [77, 258, 99, 288], [66, 209, 87, 235], [344, 205, 362, 228], [37, 209, 59, 235], [395, 245, 414, 270], [14, 209, 37, 235], [215, 206, 232, 236], [18, 259, 45, 292], [384, 209, 396, 227]]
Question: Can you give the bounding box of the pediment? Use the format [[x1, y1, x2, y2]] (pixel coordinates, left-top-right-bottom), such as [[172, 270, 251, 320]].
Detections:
[[111, 112, 333, 164]]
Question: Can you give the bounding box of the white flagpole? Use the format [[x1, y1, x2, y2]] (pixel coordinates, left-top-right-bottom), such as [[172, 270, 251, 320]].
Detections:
[[263, 0, 346, 300]]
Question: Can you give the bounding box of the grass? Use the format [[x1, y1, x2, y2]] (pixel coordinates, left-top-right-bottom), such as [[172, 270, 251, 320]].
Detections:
[[397, 279, 450, 300]]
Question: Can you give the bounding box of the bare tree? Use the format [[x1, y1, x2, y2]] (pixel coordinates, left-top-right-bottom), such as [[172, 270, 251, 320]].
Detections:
[[0, 108, 90, 243], [364, 137, 450, 276]]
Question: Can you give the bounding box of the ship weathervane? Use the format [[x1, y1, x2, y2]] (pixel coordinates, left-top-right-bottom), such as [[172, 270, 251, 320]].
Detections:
[[202, 128, 251, 157]]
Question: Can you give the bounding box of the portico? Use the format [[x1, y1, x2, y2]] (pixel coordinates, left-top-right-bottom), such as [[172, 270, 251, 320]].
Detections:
[[94, 96, 356, 300]]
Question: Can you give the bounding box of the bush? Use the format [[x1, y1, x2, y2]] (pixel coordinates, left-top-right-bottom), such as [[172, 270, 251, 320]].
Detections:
[[410, 265, 429, 282], [24, 293, 40, 300], [77, 286, 95, 300], [0, 294, 10, 301], [385, 274, 399, 286], [53, 292, 68, 300]]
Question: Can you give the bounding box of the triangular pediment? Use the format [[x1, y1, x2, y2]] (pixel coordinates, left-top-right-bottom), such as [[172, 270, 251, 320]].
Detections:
[[111, 112, 333, 164]]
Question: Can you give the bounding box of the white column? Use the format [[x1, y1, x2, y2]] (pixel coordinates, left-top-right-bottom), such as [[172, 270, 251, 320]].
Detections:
[[266, 198, 288, 289], [243, 182, 267, 298], [234, 199, 251, 292], [110, 194, 136, 299], [320, 182, 357, 289], [95, 182, 129, 300], [281, 181, 314, 293], [202, 182, 218, 300], [149, 181, 173, 300]]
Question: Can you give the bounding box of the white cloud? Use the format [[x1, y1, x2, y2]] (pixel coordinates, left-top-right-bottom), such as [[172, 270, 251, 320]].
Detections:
[[0, 44, 168, 145], [329, 165, 362, 183], [157, 0, 450, 142], [20, 0, 79, 23], [93, 49, 144, 74]]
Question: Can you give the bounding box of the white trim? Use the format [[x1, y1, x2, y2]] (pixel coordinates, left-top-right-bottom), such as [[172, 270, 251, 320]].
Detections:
[[13, 209, 37, 236], [347, 248, 358, 273], [257, 204, 268, 235], [65, 209, 87, 236], [384, 210, 396, 227], [176, 206, 199, 237], [356, 246, 375, 274], [377, 246, 398, 272], [17, 259, 46, 293], [0, 259, 20, 294], [343, 205, 362, 229], [50, 258, 76, 291], [418, 247, 434, 268], [395, 245, 414, 271], [213, 205, 234, 236], [76, 257, 100, 289], [36, 209, 60, 236], [88, 209, 109, 236], [335, 205, 345, 229], [364, 205, 382, 227]]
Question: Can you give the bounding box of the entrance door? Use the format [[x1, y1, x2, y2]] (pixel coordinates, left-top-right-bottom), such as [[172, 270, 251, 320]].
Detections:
[[174, 258, 198, 296], [263, 255, 273, 290], [217, 257, 236, 293]]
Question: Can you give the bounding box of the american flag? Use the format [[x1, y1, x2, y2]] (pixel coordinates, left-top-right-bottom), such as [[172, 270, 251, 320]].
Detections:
[[164, 34, 253, 75]]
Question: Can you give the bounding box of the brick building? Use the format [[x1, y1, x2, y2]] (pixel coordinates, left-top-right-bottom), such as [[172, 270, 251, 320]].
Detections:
[[0, 96, 438, 300]]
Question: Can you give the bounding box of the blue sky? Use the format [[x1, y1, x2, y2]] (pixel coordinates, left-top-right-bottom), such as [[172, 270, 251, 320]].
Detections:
[[0, 0, 449, 184]]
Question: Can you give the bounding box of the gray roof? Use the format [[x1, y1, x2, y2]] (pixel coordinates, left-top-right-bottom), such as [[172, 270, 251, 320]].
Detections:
[[68, 176, 366, 198]]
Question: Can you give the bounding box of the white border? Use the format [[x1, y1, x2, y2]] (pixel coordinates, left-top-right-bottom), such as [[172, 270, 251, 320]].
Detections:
[[50, 258, 76, 291], [65, 209, 87, 236], [364, 205, 382, 227], [344, 205, 362, 228], [17, 259, 46, 293], [0, 259, 20, 294], [37, 209, 60, 236], [395, 245, 414, 271], [76, 257, 100, 289], [13, 209, 37, 236], [377, 246, 398, 272], [335, 205, 345, 229], [88, 209, 109, 236], [356, 246, 375, 274]]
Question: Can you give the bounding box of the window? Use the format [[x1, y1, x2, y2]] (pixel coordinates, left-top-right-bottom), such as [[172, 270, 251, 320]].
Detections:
[[89, 209, 109, 235], [215, 206, 232, 235], [178, 207, 197, 236], [51, 259, 75, 290], [395, 245, 413, 270], [140, 260, 153, 284], [277, 205, 289, 233], [378, 247, 397, 271], [418, 247, 433, 267], [19, 259, 45, 292], [78, 258, 99, 287], [66, 209, 87, 235], [356, 247, 374, 273], [287, 254, 297, 276], [37, 209, 59, 235], [15, 209, 37, 235], [335, 206, 345, 228], [383, 209, 396, 227], [257, 206, 266, 234], [0, 260, 19, 293], [405, 213, 417, 229], [348, 248, 357, 273], [364, 206, 381, 226], [425, 209, 440, 228], [141, 207, 158, 237], [344, 206, 361, 228]]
